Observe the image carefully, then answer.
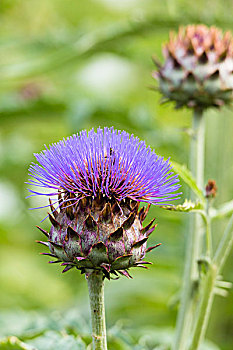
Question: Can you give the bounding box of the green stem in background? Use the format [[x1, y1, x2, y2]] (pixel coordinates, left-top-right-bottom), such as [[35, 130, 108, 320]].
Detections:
[[214, 214, 233, 271], [86, 270, 107, 350], [188, 264, 217, 350], [189, 214, 233, 350], [190, 109, 206, 275], [173, 108, 205, 350], [206, 200, 213, 258]]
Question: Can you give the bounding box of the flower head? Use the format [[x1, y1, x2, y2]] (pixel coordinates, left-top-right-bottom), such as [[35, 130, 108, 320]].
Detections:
[[28, 127, 180, 278], [153, 25, 233, 109], [28, 127, 180, 206]]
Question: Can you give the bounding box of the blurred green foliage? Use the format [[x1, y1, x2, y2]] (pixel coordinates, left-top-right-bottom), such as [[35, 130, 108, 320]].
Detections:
[[0, 0, 232, 349]]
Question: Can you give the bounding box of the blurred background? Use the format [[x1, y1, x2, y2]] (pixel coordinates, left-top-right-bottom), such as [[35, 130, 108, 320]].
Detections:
[[0, 0, 233, 349]]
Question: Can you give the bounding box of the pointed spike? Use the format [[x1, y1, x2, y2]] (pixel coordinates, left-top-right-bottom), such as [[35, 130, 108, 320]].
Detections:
[[36, 240, 49, 247], [152, 56, 162, 69], [140, 219, 156, 235], [112, 201, 122, 215], [122, 211, 137, 230], [132, 237, 148, 249], [132, 201, 140, 212], [74, 199, 80, 211], [36, 225, 49, 238], [113, 254, 133, 261], [138, 207, 145, 222], [48, 213, 60, 228], [142, 204, 151, 221], [214, 98, 224, 106], [136, 261, 153, 265], [198, 51, 208, 64], [66, 206, 74, 220], [95, 192, 103, 205], [101, 202, 112, 223], [101, 263, 111, 273], [125, 197, 131, 207], [160, 97, 170, 105], [40, 252, 57, 258], [109, 227, 124, 241], [48, 240, 63, 249], [67, 226, 78, 239], [209, 67, 219, 78], [48, 260, 61, 264], [111, 270, 119, 277], [146, 243, 162, 253], [58, 190, 62, 206], [145, 224, 157, 237], [175, 101, 185, 109], [49, 198, 58, 218], [62, 265, 74, 273], [136, 264, 149, 269], [110, 275, 120, 281], [80, 197, 88, 209], [111, 254, 132, 270], [84, 214, 97, 230], [61, 262, 74, 266], [102, 269, 111, 280], [118, 270, 133, 279]]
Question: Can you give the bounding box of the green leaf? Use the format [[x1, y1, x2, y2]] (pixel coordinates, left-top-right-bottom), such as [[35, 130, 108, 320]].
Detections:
[[0, 309, 90, 340], [161, 199, 204, 213], [200, 340, 221, 350], [210, 199, 233, 220], [171, 161, 205, 203], [0, 336, 35, 350], [27, 331, 86, 350], [129, 327, 220, 350]]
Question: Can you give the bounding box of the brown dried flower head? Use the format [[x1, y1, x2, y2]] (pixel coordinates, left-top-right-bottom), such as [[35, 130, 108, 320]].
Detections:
[[205, 179, 217, 198]]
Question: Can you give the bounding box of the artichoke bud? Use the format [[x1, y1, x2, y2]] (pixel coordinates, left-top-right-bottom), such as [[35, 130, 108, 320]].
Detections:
[[153, 25, 233, 110], [38, 195, 158, 279]]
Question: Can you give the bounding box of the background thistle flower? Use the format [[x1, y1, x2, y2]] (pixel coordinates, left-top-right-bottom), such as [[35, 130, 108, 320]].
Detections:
[[28, 127, 180, 279], [153, 25, 233, 110], [154, 24, 233, 350]]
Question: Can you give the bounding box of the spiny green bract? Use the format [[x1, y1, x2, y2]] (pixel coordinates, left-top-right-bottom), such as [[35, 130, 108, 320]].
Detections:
[[38, 195, 159, 279]]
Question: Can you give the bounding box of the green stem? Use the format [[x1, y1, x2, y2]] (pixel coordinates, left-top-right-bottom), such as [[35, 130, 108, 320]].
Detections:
[[86, 270, 107, 350], [206, 201, 213, 258], [173, 108, 205, 350], [189, 214, 233, 349], [190, 109, 206, 273], [189, 264, 217, 350], [214, 214, 233, 271]]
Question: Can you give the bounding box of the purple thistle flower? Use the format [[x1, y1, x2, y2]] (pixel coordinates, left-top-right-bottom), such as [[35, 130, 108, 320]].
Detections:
[[29, 127, 181, 278], [28, 127, 180, 206]]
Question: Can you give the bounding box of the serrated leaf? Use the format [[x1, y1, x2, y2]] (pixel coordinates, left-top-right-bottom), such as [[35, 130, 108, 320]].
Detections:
[[171, 161, 205, 203], [161, 200, 204, 213]]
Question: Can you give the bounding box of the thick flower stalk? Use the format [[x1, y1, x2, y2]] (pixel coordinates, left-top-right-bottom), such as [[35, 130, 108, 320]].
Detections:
[[28, 127, 180, 350]]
